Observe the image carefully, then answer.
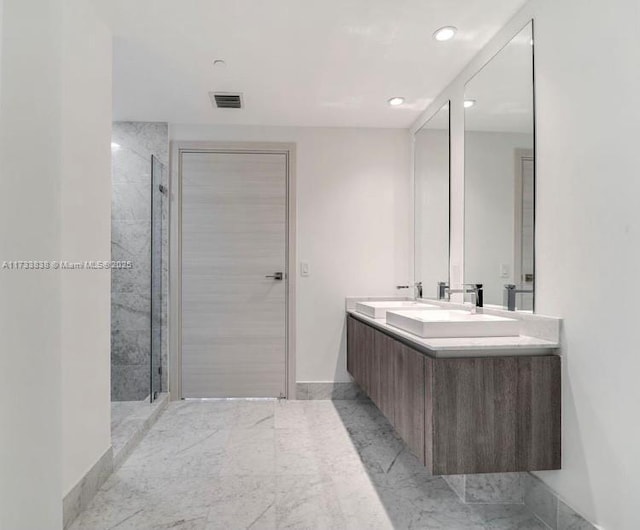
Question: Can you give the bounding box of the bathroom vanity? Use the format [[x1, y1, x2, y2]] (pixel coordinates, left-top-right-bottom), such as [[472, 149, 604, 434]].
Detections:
[[346, 298, 561, 475]]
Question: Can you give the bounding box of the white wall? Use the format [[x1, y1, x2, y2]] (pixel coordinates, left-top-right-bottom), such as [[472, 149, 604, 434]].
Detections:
[[60, 0, 112, 497], [0, 0, 112, 526], [170, 125, 411, 383], [411, 0, 640, 527], [0, 0, 63, 527]]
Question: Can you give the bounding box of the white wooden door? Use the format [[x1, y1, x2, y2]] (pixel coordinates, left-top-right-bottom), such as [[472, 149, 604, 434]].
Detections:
[[181, 151, 287, 398]]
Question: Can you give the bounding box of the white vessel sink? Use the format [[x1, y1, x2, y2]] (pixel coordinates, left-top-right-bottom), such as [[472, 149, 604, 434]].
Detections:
[[386, 309, 520, 338], [355, 300, 440, 319]]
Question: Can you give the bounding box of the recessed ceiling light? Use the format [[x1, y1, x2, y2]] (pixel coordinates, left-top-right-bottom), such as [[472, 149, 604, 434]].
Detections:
[[433, 26, 457, 42], [388, 97, 405, 106], [464, 99, 476, 109], [213, 59, 227, 69]]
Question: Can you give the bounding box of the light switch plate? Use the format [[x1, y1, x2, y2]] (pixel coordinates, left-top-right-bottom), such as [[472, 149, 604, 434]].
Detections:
[[500, 264, 510, 279], [300, 262, 310, 277]]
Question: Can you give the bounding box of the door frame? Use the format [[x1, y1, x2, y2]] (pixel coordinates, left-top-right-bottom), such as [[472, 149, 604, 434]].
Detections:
[[513, 148, 534, 288], [169, 141, 297, 400]]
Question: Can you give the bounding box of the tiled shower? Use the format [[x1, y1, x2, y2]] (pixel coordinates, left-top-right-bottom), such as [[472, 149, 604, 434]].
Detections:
[[110, 122, 169, 403]]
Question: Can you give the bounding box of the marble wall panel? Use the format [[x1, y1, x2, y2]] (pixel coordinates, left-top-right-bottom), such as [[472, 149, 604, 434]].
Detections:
[[111, 122, 168, 401]]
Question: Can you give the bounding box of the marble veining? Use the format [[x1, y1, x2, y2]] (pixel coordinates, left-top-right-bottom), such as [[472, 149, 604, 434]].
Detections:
[[111, 122, 169, 401], [70, 400, 547, 529], [464, 473, 525, 504], [111, 365, 150, 402]]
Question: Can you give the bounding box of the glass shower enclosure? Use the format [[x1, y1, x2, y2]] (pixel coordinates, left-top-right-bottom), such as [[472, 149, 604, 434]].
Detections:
[[110, 127, 168, 406], [150, 155, 166, 401]]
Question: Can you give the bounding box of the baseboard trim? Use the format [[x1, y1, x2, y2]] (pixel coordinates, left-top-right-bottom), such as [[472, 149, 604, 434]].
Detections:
[[63, 447, 113, 529], [63, 393, 170, 528], [524, 473, 599, 530], [295, 382, 368, 400], [113, 392, 170, 470], [441, 472, 598, 529]]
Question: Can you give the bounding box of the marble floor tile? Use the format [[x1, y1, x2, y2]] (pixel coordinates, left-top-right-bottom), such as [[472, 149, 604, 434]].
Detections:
[[72, 400, 552, 530], [311, 427, 365, 477], [557, 500, 596, 530], [274, 399, 307, 430], [220, 427, 276, 476], [69, 471, 212, 530], [525, 472, 559, 529], [155, 400, 238, 432], [205, 475, 276, 530], [111, 401, 145, 432], [231, 400, 276, 430], [330, 473, 394, 530], [465, 473, 525, 504], [275, 474, 347, 530], [470, 505, 547, 529], [120, 424, 229, 478], [348, 425, 408, 476], [275, 427, 322, 475], [300, 399, 344, 429], [332, 399, 394, 432], [369, 481, 486, 530]]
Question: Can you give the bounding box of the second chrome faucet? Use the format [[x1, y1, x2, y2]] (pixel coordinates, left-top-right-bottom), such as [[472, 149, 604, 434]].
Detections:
[[437, 282, 484, 310]]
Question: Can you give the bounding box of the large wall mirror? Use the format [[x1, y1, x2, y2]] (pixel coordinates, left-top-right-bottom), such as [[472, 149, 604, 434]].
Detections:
[[415, 102, 450, 299], [464, 21, 535, 310]]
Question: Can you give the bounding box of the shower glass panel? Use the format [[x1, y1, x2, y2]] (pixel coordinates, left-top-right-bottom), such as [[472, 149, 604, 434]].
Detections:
[[150, 155, 166, 402]]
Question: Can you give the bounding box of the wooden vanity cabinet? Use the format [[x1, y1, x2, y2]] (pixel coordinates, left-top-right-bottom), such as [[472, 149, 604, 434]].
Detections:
[[392, 342, 426, 465], [375, 331, 396, 423], [346, 314, 561, 475], [347, 315, 425, 463], [347, 315, 373, 395]]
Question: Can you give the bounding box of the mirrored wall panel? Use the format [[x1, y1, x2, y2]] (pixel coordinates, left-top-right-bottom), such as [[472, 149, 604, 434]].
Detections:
[[415, 102, 450, 299], [464, 21, 534, 310]]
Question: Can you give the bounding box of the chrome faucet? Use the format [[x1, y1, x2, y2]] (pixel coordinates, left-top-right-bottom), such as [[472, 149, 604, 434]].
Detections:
[[462, 284, 484, 312], [397, 282, 424, 300], [504, 284, 534, 311], [437, 281, 484, 311], [437, 281, 448, 300]]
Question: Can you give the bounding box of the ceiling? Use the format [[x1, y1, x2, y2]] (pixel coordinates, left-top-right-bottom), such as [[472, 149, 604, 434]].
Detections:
[[104, 0, 528, 128]]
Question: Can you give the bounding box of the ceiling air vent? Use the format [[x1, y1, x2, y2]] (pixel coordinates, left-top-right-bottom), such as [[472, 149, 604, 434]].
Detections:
[[209, 92, 243, 109]]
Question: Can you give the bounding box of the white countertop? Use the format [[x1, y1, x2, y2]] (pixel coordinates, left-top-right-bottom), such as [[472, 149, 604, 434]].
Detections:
[[346, 297, 561, 358]]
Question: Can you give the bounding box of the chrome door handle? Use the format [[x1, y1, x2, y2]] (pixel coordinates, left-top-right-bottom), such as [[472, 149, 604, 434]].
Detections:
[[265, 272, 284, 280]]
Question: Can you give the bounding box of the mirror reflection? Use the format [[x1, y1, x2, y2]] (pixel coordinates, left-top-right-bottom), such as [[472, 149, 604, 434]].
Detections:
[[414, 102, 450, 299], [464, 21, 535, 310]]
